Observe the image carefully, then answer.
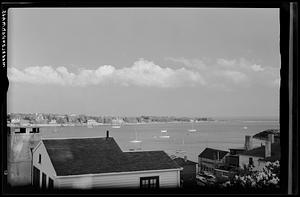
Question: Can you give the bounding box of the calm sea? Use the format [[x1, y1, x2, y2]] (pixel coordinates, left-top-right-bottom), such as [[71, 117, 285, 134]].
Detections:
[[40, 120, 279, 162]]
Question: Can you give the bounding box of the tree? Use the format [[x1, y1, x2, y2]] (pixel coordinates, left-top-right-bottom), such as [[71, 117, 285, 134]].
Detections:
[[223, 160, 280, 189]]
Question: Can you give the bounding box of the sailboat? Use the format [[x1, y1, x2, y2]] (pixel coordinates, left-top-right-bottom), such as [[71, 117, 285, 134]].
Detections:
[[175, 136, 186, 154], [159, 129, 170, 138], [112, 125, 121, 129], [188, 121, 197, 132], [130, 128, 142, 143], [111, 119, 121, 129]]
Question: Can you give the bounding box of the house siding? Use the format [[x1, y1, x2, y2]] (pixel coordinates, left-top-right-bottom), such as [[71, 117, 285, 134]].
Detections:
[[32, 142, 57, 188], [238, 155, 265, 171], [198, 156, 227, 173], [56, 170, 180, 189]]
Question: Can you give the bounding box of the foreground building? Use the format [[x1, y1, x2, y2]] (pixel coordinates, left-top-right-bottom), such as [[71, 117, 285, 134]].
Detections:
[[32, 132, 182, 189], [238, 134, 280, 171], [198, 148, 229, 174], [173, 156, 197, 187], [7, 126, 41, 187]]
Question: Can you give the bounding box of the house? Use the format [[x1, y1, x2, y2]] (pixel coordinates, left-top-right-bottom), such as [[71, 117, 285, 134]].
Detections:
[[238, 134, 280, 171], [32, 131, 182, 189], [173, 156, 197, 187], [224, 135, 254, 169], [198, 148, 229, 174], [253, 129, 280, 144]]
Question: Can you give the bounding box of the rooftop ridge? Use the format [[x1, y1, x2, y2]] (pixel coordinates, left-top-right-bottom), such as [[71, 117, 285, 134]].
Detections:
[[41, 136, 109, 140]]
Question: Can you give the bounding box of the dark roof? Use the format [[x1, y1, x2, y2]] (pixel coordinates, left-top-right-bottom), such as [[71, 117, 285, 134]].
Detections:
[[253, 129, 280, 140], [173, 157, 198, 166], [124, 151, 181, 171], [42, 137, 180, 176], [198, 148, 229, 160], [239, 143, 281, 159]]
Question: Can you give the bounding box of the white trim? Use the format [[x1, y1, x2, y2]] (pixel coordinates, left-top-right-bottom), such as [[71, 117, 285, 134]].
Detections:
[[32, 140, 43, 153], [55, 168, 183, 179], [177, 170, 180, 187]]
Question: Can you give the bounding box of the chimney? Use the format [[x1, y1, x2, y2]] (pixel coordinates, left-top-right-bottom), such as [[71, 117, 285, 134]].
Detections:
[[184, 155, 187, 162], [244, 135, 253, 151], [106, 130, 109, 139], [265, 133, 273, 158]]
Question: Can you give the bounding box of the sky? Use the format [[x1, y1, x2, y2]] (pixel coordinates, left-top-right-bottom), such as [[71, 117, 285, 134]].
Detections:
[[7, 8, 280, 118]]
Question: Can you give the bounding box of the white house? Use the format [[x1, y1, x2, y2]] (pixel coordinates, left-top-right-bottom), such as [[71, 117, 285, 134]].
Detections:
[[32, 132, 182, 190], [238, 134, 280, 171]]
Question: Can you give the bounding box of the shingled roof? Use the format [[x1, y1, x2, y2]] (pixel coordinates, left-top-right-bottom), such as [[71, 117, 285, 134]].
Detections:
[[253, 129, 280, 140], [173, 157, 198, 166], [239, 143, 281, 159], [198, 148, 229, 160], [42, 137, 181, 176]]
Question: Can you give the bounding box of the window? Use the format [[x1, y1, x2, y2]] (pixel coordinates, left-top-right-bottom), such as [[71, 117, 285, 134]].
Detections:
[[32, 166, 40, 187], [249, 157, 254, 167], [48, 177, 54, 189], [140, 176, 159, 189], [38, 154, 41, 164], [42, 173, 47, 190]]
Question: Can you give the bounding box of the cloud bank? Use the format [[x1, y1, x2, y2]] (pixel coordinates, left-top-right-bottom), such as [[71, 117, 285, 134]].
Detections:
[[8, 57, 279, 89], [8, 59, 205, 88], [166, 57, 280, 89]]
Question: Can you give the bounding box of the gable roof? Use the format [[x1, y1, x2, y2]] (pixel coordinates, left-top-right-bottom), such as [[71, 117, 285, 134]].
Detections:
[[253, 129, 280, 140], [42, 137, 180, 176], [239, 143, 281, 159], [198, 148, 229, 160], [173, 157, 197, 166]]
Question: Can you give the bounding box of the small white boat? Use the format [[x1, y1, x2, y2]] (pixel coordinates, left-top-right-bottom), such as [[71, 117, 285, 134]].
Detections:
[[159, 135, 170, 139], [188, 121, 197, 132], [112, 125, 121, 129], [161, 130, 167, 133], [130, 139, 142, 143], [130, 129, 142, 143], [243, 126, 248, 130]]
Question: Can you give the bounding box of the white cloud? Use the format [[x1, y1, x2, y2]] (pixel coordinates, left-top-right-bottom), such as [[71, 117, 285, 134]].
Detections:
[[8, 59, 206, 88], [166, 57, 279, 89], [8, 58, 280, 89], [251, 64, 265, 72], [216, 70, 248, 83], [217, 58, 236, 68]]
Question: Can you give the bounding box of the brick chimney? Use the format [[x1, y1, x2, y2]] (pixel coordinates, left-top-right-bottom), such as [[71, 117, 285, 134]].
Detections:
[[106, 130, 109, 139], [184, 155, 187, 162], [244, 135, 253, 151], [265, 133, 273, 158]]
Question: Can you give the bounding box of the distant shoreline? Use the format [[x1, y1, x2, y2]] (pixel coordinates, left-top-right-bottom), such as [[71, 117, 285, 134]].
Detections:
[[7, 119, 279, 128]]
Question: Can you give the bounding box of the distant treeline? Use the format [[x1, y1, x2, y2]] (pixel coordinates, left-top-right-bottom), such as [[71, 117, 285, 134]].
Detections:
[[7, 113, 214, 124]]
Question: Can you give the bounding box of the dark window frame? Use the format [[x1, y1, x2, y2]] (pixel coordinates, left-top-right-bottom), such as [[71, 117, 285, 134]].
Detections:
[[140, 176, 159, 189], [38, 154, 41, 164]]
